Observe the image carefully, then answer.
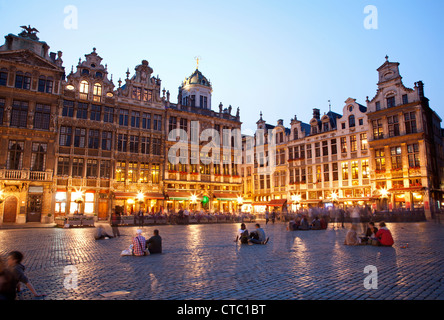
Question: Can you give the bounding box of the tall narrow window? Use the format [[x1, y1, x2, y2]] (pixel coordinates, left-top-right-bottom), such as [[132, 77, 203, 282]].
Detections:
[[390, 146, 402, 170], [63, 100, 74, 117], [101, 131, 112, 151], [140, 163, 149, 182], [362, 160, 369, 179], [340, 137, 347, 153], [350, 135, 357, 152], [34, 104, 51, 130], [86, 159, 98, 177], [351, 161, 359, 180], [332, 163, 338, 181], [88, 130, 99, 149], [90, 105, 101, 121], [131, 111, 140, 128], [360, 133, 368, 151], [119, 109, 129, 126], [74, 128, 86, 148], [31, 143, 47, 172], [375, 149, 386, 171], [79, 80, 89, 100], [100, 160, 111, 179], [57, 157, 70, 176], [129, 135, 139, 153], [348, 115, 355, 128], [103, 106, 114, 123], [404, 112, 417, 134], [77, 102, 88, 119], [10, 101, 28, 128], [323, 163, 330, 182], [388, 115, 400, 137], [372, 119, 384, 140], [60, 126, 72, 146], [117, 134, 128, 152], [7, 141, 24, 170], [342, 162, 349, 180], [72, 158, 84, 177], [142, 113, 151, 129], [141, 137, 150, 154], [408, 144, 420, 168], [387, 96, 396, 108], [116, 161, 126, 182], [152, 164, 160, 184]]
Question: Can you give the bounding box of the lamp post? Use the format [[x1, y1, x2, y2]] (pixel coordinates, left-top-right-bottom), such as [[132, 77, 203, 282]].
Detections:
[[72, 189, 84, 214], [237, 196, 244, 214]]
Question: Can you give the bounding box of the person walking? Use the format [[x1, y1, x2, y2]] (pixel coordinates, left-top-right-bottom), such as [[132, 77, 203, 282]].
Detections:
[[271, 210, 276, 224], [265, 209, 270, 225], [138, 209, 144, 228]]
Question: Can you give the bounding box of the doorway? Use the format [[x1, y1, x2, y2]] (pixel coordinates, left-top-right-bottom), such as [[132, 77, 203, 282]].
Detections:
[[3, 196, 18, 223], [27, 194, 42, 222]]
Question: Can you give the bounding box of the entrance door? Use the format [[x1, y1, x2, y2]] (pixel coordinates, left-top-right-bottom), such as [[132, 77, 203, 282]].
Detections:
[[98, 200, 109, 220], [3, 196, 18, 223], [27, 194, 42, 222]]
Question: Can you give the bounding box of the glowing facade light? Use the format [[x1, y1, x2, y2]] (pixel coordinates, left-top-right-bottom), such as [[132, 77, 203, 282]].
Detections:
[[190, 194, 198, 203], [137, 192, 145, 203], [237, 196, 244, 204], [380, 188, 389, 198]]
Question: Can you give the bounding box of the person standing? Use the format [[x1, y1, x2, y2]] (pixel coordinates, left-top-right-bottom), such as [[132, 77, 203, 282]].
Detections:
[[146, 229, 162, 254], [7, 251, 46, 298], [138, 209, 144, 228], [271, 210, 276, 224], [265, 209, 269, 225], [111, 211, 121, 237]]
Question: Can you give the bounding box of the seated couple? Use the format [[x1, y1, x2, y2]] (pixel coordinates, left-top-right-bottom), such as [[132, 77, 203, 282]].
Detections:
[[235, 223, 269, 245], [130, 229, 163, 256]]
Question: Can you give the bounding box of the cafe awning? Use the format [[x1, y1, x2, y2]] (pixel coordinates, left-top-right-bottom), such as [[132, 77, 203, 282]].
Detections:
[[114, 192, 138, 200], [144, 192, 165, 200], [213, 193, 238, 201], [268, 199, 287, 207], [166, 192, 203, 201]]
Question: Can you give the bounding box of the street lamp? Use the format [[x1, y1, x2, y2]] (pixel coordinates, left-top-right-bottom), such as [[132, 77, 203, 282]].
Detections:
[[72, 189, 84, 214]]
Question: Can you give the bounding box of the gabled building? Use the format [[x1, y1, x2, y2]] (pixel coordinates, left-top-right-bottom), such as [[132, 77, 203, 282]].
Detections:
[[367, 57, 444, 218], [0, 27, 64, 223]]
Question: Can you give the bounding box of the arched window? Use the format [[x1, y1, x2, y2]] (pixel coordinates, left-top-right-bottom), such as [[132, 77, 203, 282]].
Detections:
[[79, 80, 89, 100], [93, 83, 102, 102], [349, 115, 355, 128]]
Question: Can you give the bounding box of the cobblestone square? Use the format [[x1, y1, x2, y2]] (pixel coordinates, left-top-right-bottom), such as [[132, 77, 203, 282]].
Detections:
[[1, 221, 444, 301]]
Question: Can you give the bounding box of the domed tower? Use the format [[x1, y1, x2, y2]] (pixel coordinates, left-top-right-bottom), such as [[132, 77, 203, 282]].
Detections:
[[178, 62, 212, 110]]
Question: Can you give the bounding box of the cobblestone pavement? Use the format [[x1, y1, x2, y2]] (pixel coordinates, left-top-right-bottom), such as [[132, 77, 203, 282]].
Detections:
[[1, 221, 443, 300]]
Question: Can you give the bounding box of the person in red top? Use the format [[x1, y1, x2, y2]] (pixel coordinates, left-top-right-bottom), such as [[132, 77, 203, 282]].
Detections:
[[375, 222, 394, 247]]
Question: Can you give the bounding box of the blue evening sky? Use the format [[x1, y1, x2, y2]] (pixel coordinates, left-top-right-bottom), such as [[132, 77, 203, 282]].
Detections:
[[1, 0, 443, 132]]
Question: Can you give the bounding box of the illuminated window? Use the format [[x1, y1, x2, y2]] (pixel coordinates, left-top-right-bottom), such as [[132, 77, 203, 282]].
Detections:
[[350, 135, 357, 152], [390, 146, 402, 170], [93, 83, 102, 102], [360, 133, 368, 151], [375, 149, 386, 171], [342, 162, 349, 180], [116, 161, 126, 182], [84, 193, 94, 214], [408, 144, 420, 168], [351, 161, 359, 180], [55, 192, 67, 215], [152, 164, 160, 184], [362, 160, 369, 179], [79, 80, 89, 100]]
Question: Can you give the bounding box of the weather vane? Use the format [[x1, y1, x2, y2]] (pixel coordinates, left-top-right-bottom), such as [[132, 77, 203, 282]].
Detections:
[[194, 56, 201, 70]]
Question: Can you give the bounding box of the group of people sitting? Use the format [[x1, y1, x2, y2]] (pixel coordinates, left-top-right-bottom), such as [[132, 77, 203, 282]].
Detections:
[[344, 221, 394, 247], [235, 223, 269, 245], [288, 216, 328, 231]]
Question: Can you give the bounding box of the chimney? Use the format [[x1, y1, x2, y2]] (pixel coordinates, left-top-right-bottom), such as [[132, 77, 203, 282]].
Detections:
[[277, 119, 283, 126], [313, 108, 320, 120], [417, 81, 425, 99]]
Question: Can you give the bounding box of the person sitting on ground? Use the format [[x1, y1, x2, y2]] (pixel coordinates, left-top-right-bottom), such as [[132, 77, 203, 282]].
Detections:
[[310, 216, 321, 230], [299, 216, 309, 230], [344, 224, 361, 246], [249, 224, 269, 245], [7, 251, 46, 298], [375, 222, 394, 247], [146, 229, 162, 254], [360, 221, 379, 245], [132, 229, 148, 256], [94, 225, 113, 240], [235, 223, 249, 244]]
